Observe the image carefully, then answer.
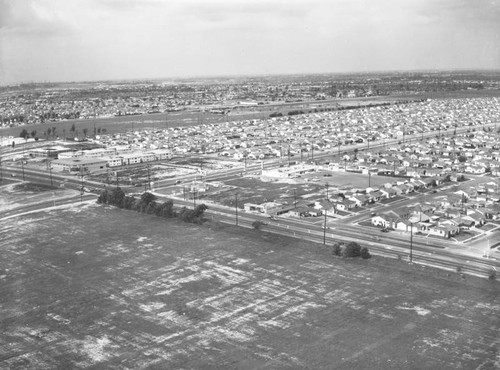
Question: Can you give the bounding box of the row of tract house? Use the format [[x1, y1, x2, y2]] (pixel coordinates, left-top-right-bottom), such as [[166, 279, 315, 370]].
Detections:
[[90, 97, 500, 165], [370, 201, 496, 239], [244, 162, 500, 238]]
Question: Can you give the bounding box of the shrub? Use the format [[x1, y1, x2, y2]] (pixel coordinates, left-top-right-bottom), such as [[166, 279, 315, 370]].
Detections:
[[360, 247, 371, 259], [332, 242, 342, 256], [343, 242, 361, 258], [96, 189, 109, 204], [252, 220, 264, 230], [488, 270, 496, 280], [122, 195, 136, 210]]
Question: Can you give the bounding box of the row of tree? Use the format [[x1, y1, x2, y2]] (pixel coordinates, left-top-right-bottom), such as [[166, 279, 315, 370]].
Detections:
[[97, 187, 208, 224], [19, 125, 108, 141]]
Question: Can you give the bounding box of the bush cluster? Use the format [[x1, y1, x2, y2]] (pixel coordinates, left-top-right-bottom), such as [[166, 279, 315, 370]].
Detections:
[[332, 241, 371, 259]]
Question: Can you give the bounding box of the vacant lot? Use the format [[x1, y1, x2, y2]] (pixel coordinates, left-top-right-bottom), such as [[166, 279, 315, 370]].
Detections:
[[0, 201, 499, 369]]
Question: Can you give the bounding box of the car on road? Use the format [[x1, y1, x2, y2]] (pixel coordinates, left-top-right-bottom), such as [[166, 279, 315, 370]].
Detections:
[[380, 228, 389, 232]]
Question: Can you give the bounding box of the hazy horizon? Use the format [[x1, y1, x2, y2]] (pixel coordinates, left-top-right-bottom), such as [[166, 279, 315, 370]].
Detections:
[[1, 0, 499, 86]]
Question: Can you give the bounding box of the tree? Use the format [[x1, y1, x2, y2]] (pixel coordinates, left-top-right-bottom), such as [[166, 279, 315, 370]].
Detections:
[[30, 130, 37, 139], [109, 187, 125, 207], [458, 155, 467, 163], [20, 129, 29, 140], [141, 191, 156, 205], [157, 200, 174, 218], [343, 242, 361, 258], [138, 191, 156, 213], [83, 128, 89, 137], [70, 123, 76, 138], [193, 204, 208, 218]]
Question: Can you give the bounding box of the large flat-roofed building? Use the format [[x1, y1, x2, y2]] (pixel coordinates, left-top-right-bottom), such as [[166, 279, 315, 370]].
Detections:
[[51, 157, 107, 174], [29, 146, 73, 159]]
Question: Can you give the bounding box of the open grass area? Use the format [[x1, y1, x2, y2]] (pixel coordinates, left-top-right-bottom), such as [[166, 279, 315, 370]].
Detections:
[[304, 171, 396, 190], [0, 201, 499, 369]]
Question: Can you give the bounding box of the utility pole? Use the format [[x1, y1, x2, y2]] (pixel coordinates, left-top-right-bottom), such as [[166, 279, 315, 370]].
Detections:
[[147, 165, 151, 190], [0, 156, 2, 182], [325, 183, 329, 199], [235, 193, 238, 226], [21, 159, 25, 181], [80, 166, 84, 203], [323, 210, 327, 245], [49, 166, 53, 187], [410, 222, 413, 264], [293, 189, 297, 208], [193, 189, 197, 208]]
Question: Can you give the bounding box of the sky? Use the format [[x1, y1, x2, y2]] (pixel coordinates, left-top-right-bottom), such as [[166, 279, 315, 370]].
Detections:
[[0, 0, 499, 85]]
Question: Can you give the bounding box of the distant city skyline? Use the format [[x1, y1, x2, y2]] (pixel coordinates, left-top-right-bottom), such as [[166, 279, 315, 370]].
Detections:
[[1, 0, 499, 86]]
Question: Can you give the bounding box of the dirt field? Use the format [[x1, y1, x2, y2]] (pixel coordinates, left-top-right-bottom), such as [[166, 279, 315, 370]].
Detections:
[[1, 198, 499, 369]]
